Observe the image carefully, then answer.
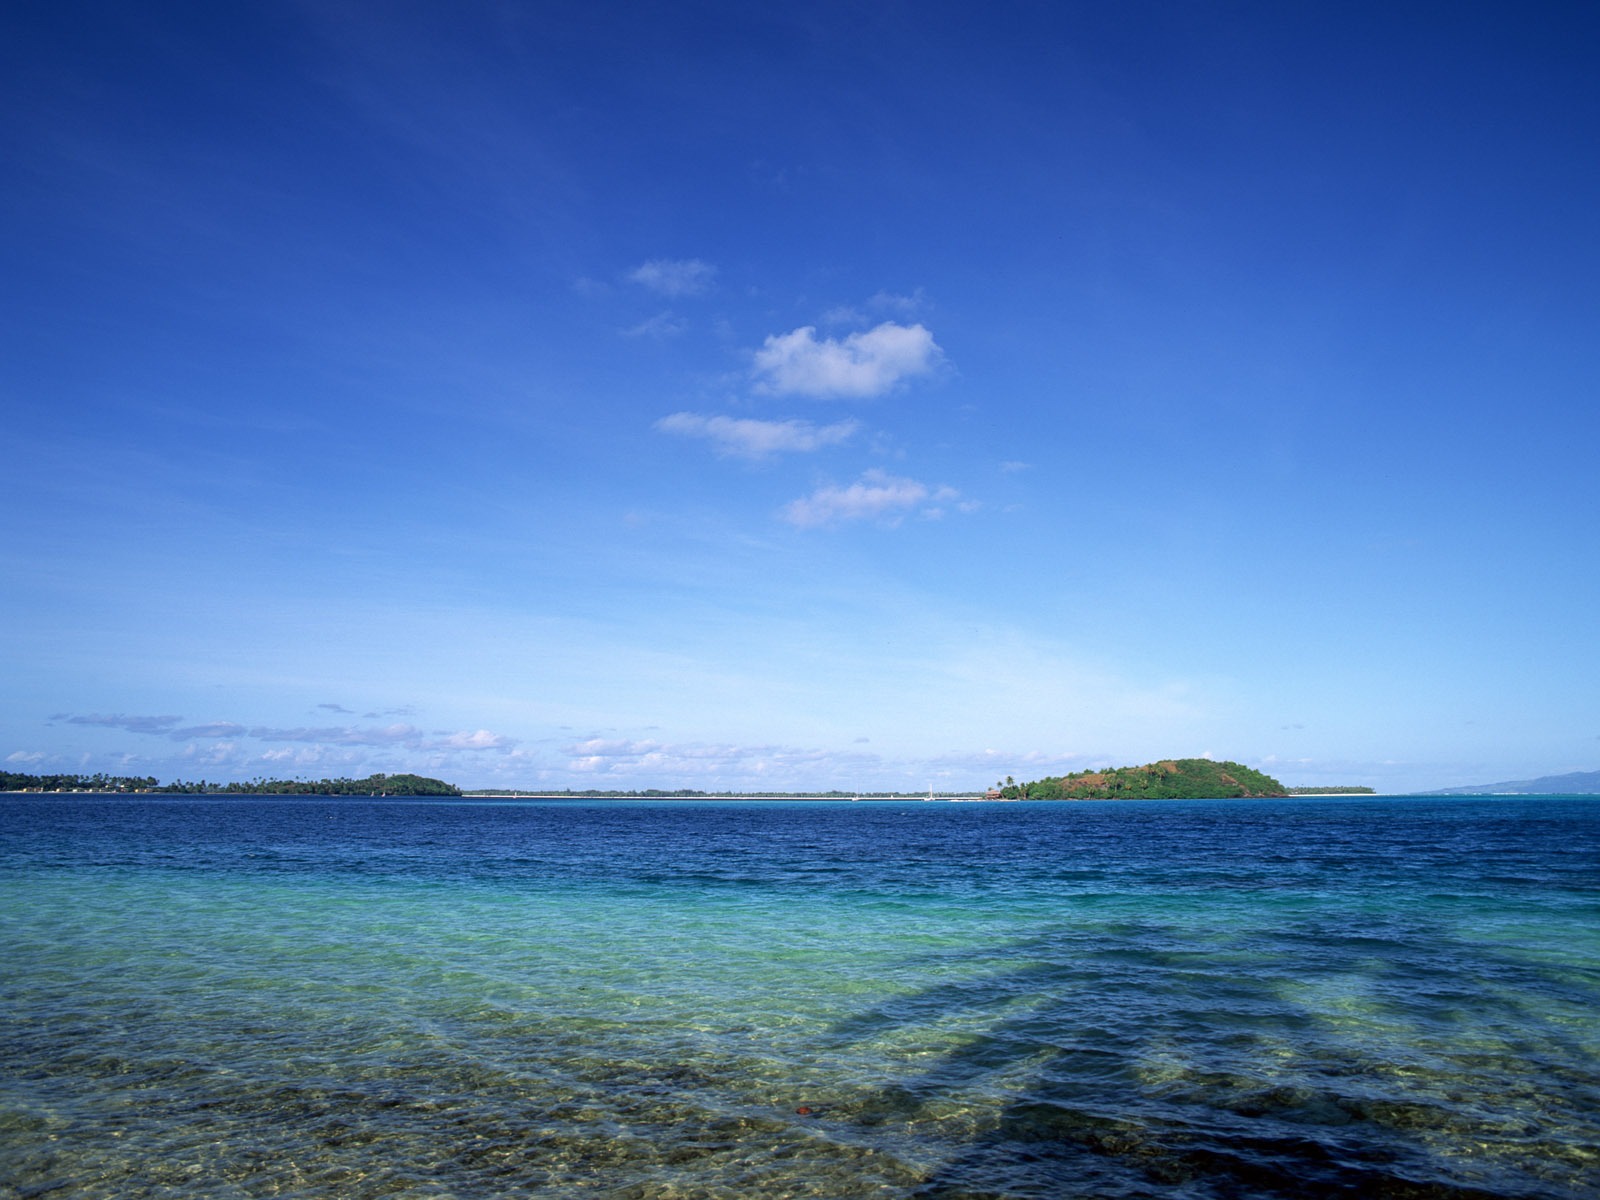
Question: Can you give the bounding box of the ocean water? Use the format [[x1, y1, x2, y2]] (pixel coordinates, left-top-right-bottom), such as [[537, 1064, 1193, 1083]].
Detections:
[[1, 796, 1597, 1199]]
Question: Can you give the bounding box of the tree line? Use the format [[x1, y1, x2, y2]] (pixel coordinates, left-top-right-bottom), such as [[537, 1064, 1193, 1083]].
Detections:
[[1, 771, 460, 796], [0, 770, 159, 793]]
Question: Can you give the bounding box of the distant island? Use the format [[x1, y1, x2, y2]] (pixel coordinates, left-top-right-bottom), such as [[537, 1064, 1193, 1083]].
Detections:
[[3, 762, 1464, 801], [0, 771, 461, 796], [996, 758, 1286, 800], [1427, 769, 1600, 795]]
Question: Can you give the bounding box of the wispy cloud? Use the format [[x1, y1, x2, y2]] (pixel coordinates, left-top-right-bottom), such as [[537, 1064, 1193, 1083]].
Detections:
[[783, 469, 960, 529], [753, 322, 944, 399], [435, 729, 517, 750], [925, 748, 1090, 774], [170, 722, 249, 740], [58, 713, 183, 734], [868, 288, 927, 314], [821, 290, 927, 328], [629, 258, 716, 297], [52, 713, 516, 754], [655, 412, 859, 460], [623, 310, 688, 339], [820, 304, 866, 326], [245, 723, 427, 746], [566, 737, 664, 762], [245, 724, 517, 752], [177, 741, 244, 768], [563, 736, 880, 781]]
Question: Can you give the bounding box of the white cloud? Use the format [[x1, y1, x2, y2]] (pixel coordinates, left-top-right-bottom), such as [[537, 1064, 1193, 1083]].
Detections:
[[562, 737, 881, 783], [925, 748, 1091, 776], [821, 290, 926, 327], [623, 310, 688, 339], [435, 729, 517, 751], [242, 723, 518, 752], [629, 258, 716, 297], [172, 722, 249, 740], [868, 288, 927, 314], [655, 412, 859, 460], [248, 723, 425, 746], [178, 741, 243, 767], [753, 322, 943, 399], [57, 711, 520, 755], [783, 469, 960, 529], [567, 737, 663, 761]]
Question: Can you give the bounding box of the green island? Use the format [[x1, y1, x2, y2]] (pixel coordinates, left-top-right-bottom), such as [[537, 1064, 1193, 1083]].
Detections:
[[4, 761, 1328, 801], [995, 758, 1286, 800], [1, 771, 460, 796]]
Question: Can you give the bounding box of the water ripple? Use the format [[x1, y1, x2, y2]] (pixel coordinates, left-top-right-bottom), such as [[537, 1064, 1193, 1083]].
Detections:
[[2, 795, 1597, 1198]]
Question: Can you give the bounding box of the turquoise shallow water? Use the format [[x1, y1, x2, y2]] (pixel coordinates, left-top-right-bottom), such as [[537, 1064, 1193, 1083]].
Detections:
[[2, 796, 1597, 1198]]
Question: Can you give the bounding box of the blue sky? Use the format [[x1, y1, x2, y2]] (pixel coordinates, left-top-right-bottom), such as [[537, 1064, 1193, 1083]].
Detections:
[[4, 1, 1597, 793]]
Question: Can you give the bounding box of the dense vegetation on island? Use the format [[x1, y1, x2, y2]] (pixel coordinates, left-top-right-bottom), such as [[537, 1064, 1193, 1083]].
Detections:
[[2, 771, 460, 796], [7, 762, 1315, 801], [996, 758, 1286, 800], [1, 771, 160, 793]]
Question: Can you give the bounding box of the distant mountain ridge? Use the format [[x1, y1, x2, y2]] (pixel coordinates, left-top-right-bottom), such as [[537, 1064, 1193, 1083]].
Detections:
[[1429, 769, 1600, 795]]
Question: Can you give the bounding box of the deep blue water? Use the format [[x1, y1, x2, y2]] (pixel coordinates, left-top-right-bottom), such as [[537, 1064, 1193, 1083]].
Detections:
[[2, 795, 1597, 1198]]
